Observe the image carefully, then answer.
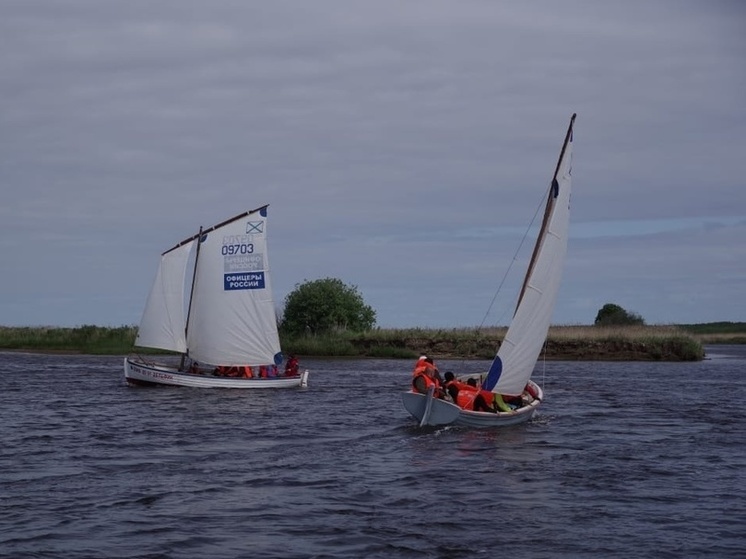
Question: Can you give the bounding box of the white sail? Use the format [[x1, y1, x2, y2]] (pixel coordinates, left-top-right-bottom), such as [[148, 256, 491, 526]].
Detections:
[[134, 239, 196, 353], [486, 116, 575, 396], [186, 207, 282, 366]]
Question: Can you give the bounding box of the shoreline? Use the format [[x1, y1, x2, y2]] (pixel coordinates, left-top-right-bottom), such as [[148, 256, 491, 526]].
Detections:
[[2, 324, 745, 361]]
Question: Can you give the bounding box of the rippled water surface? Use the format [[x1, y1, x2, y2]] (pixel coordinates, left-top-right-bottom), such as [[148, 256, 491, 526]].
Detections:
[[1, 348, 745, 558]]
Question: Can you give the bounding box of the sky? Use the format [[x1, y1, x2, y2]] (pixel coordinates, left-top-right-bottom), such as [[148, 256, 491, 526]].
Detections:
[[1, 0, 744, 329]]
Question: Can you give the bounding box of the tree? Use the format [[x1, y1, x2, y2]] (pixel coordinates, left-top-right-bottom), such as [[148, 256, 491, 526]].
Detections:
[[280, 278, 376, 336], [594, 303, 645, 326]]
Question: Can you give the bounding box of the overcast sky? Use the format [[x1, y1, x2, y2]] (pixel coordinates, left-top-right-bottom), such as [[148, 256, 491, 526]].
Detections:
[[1, 0, 744, 329]]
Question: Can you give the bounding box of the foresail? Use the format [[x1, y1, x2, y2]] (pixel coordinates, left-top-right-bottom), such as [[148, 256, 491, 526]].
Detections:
[[187, 206, 282, 366], [487, 114, 575, 396], [135, 239, 196, 353]]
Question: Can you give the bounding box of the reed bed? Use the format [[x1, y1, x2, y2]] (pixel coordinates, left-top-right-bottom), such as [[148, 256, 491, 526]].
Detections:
[[0, 325, 138, 354], [282, 324, 708, 361], [1, 323, 740, 361]]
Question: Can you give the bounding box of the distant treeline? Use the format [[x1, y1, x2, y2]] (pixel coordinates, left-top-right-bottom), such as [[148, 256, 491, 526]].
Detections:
[[2, 322, 744, 360], [676, 322, 746, 334]]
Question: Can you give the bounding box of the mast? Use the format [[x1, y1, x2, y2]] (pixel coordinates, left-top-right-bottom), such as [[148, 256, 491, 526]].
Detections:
[[514, 113, 576, 315], [178, 226, 203, 370], [184, 226, 203, 342]]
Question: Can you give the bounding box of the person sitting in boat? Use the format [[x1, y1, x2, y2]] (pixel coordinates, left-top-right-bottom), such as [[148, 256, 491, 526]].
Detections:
[[412, 355, 428, 375], [501, 393, 523, 408], [443, 371, 460, 402], [412, 356, 443, 386], [492, 390, 514, 412], [442, 371, 475, 405], [499, 383, 540, 409], [450, 377, 498, 413], [412, 362, 446, 399], [284, 354, 299, 377], [214, 365, 240, 377]]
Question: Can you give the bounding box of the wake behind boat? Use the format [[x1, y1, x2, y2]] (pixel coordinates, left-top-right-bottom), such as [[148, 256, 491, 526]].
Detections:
[[124, 205, 309, 389], [402, 113, 576, 427]]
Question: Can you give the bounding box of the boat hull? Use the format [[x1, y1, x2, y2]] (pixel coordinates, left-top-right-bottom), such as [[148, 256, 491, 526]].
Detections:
[[401, 380, 542, 427], [124, 357, 309, 389], [401, 389, 461, 426]]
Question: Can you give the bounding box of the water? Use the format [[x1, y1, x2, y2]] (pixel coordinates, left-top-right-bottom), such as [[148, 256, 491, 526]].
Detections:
[[1, 348, 744, 559]]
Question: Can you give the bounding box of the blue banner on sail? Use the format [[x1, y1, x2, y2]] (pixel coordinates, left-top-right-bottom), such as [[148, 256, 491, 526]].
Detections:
[[224, 272, 265, 290]]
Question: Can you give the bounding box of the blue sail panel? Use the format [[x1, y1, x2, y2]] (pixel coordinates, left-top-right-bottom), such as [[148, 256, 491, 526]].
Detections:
[[481, 356, 503, 391]]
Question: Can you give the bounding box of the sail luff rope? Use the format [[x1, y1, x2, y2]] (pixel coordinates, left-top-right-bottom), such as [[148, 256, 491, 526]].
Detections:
[[477, 191, 548, 330]]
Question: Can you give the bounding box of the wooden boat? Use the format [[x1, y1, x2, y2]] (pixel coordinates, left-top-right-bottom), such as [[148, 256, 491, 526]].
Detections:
[[124, 205, 309, 388], [402, 114, 576, 426]]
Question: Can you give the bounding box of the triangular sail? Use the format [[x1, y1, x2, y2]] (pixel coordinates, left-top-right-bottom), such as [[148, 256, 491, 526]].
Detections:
[[186, 206, 282, 366], [484, 114, 576, 395], [135, 239, 196, 353]]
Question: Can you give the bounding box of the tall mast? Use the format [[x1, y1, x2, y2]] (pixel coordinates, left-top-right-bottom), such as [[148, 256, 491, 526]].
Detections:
[[514, 113, 576, 315]]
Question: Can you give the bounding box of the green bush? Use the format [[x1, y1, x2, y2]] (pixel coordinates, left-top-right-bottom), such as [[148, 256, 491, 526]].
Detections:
[[280, 278, 376, 336], [595, 303, 645, 326]]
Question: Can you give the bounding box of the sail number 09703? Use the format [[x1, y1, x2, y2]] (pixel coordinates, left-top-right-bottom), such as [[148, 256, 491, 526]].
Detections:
[[222, 243, 254, 255]]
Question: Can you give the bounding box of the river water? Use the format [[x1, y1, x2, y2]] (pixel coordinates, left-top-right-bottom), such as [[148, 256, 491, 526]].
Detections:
[[1, 347, 744, 559]]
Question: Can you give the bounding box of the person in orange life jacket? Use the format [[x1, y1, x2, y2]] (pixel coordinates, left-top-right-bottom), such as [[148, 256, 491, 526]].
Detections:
[[443, 371, 460, 402], [214, 365, 246, 377], [443, 371, 480, 405], [412, 355, 428, 376], [284, 355, 299, 376], [412, 361, 445, 399], [413, 356, 444, 386], [444, 372, 487, 410], [466, 378, 497, 413]]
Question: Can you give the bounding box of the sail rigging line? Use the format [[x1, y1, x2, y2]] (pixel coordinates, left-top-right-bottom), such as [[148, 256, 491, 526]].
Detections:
[[477, 183, 553, 331]]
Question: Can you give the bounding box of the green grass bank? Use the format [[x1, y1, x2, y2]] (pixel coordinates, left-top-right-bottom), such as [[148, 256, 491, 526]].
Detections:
[[2, 322, 744, 360]]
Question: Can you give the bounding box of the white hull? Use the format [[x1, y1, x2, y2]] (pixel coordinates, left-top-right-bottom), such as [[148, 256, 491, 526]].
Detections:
[[402, 380, 543, 428], [124, 357, 309, 389]]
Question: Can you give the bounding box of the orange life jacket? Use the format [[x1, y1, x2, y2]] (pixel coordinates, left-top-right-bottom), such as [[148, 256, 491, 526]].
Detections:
[[412, 358, 427, 377], [451, 381, 495, 411], [413, 360, 438, 379], [453, 382, 479, 409], [412, 372, 440, 394]]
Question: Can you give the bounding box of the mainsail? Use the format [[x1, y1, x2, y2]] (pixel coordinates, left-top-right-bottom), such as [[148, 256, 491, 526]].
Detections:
[[134, 206, 282, 368], [484, 114, 576, 396], [186, 206, 282, 367]]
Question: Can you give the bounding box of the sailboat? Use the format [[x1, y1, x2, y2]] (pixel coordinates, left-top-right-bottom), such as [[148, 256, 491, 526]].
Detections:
[[402, 113, 576, 426], [124, 205, 309, 388]]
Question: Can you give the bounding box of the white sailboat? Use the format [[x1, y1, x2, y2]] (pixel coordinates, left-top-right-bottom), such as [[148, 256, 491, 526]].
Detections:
[[124, 205, 309, 388], [402, 113, 576, 426]]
